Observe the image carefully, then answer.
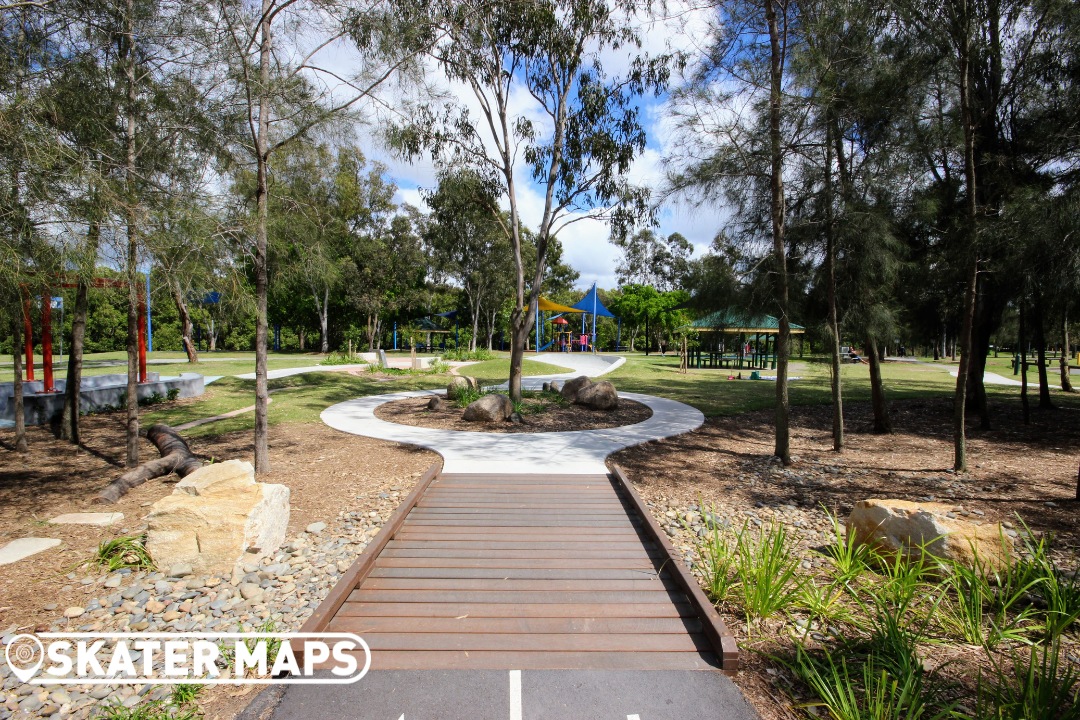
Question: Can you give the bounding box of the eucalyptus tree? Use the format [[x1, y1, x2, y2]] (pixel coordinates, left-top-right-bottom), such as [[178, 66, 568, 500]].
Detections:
[[216, 0, 428, 473], [422, 169, 510, 352], [667, 0, 803, 464], [611, 229, 693, 291], [391, 0, 670, 401]]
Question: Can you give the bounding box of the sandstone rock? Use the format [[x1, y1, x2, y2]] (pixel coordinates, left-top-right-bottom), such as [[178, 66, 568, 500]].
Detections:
[[548, 380, 561, 393], [848, 499, 1012, 571], [463, 376, 480, 391], [146, 460, 290, 578], [574, 381, 618, 410], [427, 396, 446, 411], [446, 376, 472, 399], [560, 375, 592, 402], [462, 394, 513, 422], [63, 607, 85, 619]]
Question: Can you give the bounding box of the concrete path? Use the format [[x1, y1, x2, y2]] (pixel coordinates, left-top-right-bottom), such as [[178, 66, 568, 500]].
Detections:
[[321, 389, 702, 475], [253, 355, 758, 720]]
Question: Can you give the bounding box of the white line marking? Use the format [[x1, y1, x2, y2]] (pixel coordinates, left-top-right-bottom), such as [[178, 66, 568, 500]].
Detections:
[[628, 715, 641, 720], [509, 669, 522, 720]]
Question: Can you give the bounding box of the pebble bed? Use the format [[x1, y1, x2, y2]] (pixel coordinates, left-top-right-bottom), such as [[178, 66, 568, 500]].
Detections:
[[0, 489, 404, 719]]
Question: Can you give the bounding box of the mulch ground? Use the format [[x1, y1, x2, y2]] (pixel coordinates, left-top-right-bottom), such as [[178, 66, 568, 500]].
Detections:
[[374, 395, 652, 432], [611, 396, 1080, 720], [0, 413, 438, 641]]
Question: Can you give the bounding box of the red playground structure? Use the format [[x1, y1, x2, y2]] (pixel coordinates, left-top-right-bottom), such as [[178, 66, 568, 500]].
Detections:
[[22, 278, 148, 393]]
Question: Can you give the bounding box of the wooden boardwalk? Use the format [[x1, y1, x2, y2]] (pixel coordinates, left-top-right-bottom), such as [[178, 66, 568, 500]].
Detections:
[[302, 465, 737, 673]]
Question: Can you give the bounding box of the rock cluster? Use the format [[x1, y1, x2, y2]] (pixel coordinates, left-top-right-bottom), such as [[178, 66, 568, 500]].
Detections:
[[146, 460, 290, 578], [559, 375, 618, 410]]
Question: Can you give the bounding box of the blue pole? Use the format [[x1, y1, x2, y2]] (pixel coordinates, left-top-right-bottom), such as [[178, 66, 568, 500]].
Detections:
[[145, 273, 153, 352], [393, 321, 398, 350], [590, 284, 597, 351]]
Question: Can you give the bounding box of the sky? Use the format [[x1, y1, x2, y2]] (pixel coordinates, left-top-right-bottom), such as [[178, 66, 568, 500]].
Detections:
[[340, 2, 722, 293]]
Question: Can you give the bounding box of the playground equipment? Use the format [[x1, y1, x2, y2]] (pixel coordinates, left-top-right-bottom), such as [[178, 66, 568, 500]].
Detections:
[[20, 278, 150, 393], [534, 284, 619, 352]]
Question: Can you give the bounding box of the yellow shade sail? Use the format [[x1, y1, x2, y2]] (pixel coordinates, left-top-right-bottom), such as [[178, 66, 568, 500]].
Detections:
[[537, 297, 583, 313]]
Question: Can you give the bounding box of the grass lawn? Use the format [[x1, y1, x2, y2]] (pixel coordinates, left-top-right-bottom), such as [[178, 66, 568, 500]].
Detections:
[[459, 357, 567, 387], [603, 352, 1080, 416]]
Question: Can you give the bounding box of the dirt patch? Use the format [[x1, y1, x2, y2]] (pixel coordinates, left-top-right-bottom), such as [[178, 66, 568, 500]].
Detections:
[[612, 397, 1080, 720], [0, 414, 437, 639], [375, 394, 652, 432]]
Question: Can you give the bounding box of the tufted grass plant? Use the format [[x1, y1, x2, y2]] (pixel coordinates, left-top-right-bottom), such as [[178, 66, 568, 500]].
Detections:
[[970, 638, 1080, 720], [733, 520, 807, 624], [95, 536, 154, 571]]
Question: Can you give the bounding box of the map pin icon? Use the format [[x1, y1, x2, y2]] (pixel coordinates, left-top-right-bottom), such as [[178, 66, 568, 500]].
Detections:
[[5, 635, 45, 684]]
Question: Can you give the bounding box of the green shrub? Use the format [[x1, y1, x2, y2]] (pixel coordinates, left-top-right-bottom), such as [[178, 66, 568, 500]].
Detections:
[[971, 639, 1080, 720], [95, 536, 154, 571]]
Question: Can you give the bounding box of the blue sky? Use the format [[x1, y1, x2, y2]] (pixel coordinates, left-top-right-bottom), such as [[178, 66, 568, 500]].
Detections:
[[351, 2, 720, 292]]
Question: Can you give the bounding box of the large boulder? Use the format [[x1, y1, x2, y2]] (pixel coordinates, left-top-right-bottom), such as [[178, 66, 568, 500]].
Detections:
[[447, 376, 472, 400], [146, 460, 290, 578], [462, 393, 513, 422], [847, 499, 1012, 571], [574, 381, 619, 410], [560, 376, 592, 402]]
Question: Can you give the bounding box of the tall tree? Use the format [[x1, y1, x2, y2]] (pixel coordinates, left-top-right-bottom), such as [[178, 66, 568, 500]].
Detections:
[[392, 0, 668, 401], [667, 0, 802, 464], [218, 0, 425, 472]]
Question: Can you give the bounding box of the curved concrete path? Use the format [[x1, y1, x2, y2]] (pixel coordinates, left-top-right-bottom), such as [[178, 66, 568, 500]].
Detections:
[[321, 352, 701, 474]]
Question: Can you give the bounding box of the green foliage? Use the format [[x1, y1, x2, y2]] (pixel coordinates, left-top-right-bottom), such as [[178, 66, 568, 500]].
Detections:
[[733, 521, 808, 623], [789, 644, 947, 720], [694, 509, 738, 604], [170, 684, 202, 708], [820, 509, 871, 586], [971, 639, 1080, 720], [95, 536, 154, 571], [443, 348, 496, 361]]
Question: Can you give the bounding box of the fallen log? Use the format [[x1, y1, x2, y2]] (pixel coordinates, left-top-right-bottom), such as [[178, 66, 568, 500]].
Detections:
[[95, 424, 204, 504]]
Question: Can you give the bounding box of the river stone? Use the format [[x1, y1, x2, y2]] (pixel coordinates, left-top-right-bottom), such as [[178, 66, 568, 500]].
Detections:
[[146, 460, 290, 577], [462, 394, 513, 423], [574, 381, 618, 410], [848, 499, 1012, 571], [427, 396, 446, 411], [560, 375, 592, 402]]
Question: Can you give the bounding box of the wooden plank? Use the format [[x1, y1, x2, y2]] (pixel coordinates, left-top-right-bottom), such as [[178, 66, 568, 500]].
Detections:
[[393, 531, 642, 542], [357, 632, 713, 653], [334, 601, 697, 619], [411, 507, 630, 515], [327, 616, 704, 635], [610, 464, 739, 675], [395, 525, 643, 536], [403, 519, 639, 528], [380, 548, 664, 560], [336, 650, 721, 671], [347, 589, 688, 604], [370, 567, 662, 580], [386, 540, 657, 551], [364, 578, 663, 592], [298, 460, 441, 634], [375, 557, 660, 570]]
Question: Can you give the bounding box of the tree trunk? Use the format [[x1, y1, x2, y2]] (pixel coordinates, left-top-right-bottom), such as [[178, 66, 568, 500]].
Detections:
[[867, 335, 892, 433], [95, 424, 203, 503], [966, 279, 991, 428], [298, 327, 305, 351], [825, 117, 843, 452], [1033, 290, 1052, 409], [318, 286, 329, 353], [208, 317, 216, 351], [1019, 301, 1029, 424], [764, 0, 790, 465], [170, 277, 199, 364], [11, 314, 27, 452], [123, 0, 140, 468], [252, 0, 273, 474], [1060, 314, 1074, 393], [470, 300, 481, 353], [61, 276, 90, 443], [952, 11, 978, 472]]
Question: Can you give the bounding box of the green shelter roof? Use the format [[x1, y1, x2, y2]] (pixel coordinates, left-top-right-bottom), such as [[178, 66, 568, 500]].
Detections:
[[688, 310, 805, 334]]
